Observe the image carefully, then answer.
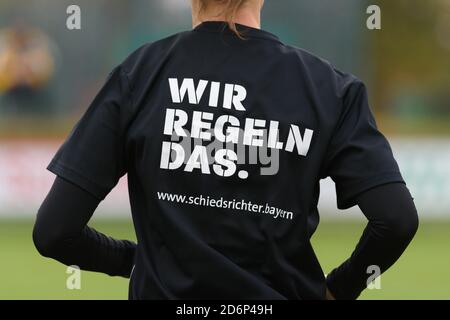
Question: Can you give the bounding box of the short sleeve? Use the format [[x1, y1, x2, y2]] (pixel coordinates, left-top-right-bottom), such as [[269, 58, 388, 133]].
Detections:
[[322, 79, 404, 209], [47, 66, 132, 200]]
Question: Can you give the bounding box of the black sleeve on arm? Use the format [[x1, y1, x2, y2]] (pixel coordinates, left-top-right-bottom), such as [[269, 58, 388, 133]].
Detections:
[[326, 183, 419, 300], [321, 77, 405, 209], [34, 65, 136, 277], [33, 177, 136, 278]]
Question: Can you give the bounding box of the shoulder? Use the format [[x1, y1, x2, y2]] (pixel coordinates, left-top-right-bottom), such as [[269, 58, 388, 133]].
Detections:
[[118, 31, 191, 77], [281, 44, 363, 97], [282, 44, 334, 71]]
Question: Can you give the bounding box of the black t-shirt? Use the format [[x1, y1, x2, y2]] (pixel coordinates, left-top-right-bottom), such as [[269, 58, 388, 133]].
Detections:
[[48, 22, 403, 299]]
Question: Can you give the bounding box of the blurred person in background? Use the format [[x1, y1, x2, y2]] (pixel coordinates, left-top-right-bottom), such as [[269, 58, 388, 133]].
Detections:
[[33, 0, 418, 300], [0, 21, 55, 113]]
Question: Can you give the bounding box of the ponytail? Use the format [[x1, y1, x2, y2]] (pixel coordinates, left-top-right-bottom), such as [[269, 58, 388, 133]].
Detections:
[[198, 0, 248, 38]]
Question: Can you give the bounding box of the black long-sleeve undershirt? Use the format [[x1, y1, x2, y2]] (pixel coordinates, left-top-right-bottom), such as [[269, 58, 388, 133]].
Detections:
[[33, 177, 136, 278], [326, 183, 419, 299], [33, 177, 418, 298]]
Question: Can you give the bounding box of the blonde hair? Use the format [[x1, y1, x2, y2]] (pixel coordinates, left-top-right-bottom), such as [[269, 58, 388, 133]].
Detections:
[[198, 0, 249, 38]]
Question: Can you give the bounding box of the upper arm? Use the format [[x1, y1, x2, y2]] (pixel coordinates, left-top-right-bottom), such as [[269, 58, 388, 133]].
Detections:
[[356, 183, 419, 239], [33, 177, 100, 256]]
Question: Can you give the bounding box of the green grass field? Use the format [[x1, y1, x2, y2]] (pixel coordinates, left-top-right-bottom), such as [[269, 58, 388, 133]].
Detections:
[[0, 219, 449, 300]]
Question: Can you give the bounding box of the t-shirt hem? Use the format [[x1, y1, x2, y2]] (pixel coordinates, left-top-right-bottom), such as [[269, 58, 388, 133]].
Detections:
[[337, 172, 405, 210], [47, 160, 108, 200]]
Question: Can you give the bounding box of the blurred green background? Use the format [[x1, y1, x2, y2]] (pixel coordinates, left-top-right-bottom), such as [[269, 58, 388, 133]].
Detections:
[[2, 220, 449, 300], [0, 0, 449, 300]]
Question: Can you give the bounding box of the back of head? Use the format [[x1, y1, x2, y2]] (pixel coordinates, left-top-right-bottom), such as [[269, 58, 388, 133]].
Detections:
[[197, 0, 251, 37]]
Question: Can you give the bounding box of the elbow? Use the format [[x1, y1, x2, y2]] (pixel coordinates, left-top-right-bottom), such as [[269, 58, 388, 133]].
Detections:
[[401, 208, 419, 242], [32, 221, 60, 258], [387, 209, 419, 243]]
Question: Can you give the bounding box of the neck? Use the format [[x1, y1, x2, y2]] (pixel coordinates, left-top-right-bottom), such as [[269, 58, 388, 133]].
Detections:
[[192, 3, 261, 29]]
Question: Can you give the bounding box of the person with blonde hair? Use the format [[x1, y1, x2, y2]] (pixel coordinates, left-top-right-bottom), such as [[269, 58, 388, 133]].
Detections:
[[33, 0, 418, 300]]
